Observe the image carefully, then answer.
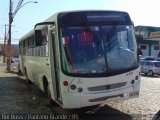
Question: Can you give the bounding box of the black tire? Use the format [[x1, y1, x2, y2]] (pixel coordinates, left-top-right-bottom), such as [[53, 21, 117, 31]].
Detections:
[[17, 63, 22, 75], [43, 78, 51, 98], [148, 70, 154, 76], [24, 68, 32, 84], [43, 78, 57, 106]]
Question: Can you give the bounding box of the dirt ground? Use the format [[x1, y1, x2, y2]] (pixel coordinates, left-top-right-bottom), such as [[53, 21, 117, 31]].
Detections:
[[0, 72, 52, 114], [0, 71, 160, 120], [0, 72, 131, 120]]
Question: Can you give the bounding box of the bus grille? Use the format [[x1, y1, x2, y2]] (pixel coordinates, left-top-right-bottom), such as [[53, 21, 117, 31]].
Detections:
[[88, 82, 127, 91]]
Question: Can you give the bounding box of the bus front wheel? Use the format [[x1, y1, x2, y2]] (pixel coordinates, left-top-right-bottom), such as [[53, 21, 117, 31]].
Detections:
[[43, 77, 51, 98], [43, 77, 57, 105]]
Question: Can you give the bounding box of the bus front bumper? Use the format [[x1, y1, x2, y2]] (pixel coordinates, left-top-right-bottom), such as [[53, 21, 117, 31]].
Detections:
[[62, 82, 140, 109]]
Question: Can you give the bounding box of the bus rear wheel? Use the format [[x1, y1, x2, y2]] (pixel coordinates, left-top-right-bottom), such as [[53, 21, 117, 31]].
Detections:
[[24, 68, 32, 84]]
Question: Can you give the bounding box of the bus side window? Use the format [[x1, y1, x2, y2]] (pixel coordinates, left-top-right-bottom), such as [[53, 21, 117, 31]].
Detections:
[[35, 30, 42, 46]]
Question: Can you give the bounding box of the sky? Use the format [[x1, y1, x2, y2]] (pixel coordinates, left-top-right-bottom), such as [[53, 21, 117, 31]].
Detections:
[[1, 0, 160, 44]]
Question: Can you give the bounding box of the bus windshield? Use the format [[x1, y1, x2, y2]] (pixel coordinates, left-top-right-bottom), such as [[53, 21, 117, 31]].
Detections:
[[58, 11, 137, 76], [60, 25, 137, 75]]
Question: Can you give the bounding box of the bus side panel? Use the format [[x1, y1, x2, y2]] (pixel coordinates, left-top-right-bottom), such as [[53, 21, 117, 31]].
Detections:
[[23, 56, 55, 99]]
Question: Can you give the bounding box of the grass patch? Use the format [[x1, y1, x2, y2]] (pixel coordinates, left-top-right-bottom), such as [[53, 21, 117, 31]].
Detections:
[[24, 97, 44, 109], [23, 96, 52, 113]]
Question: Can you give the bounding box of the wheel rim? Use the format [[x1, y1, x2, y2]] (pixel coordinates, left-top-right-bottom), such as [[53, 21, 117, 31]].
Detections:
[[148, 71, 153, 76]]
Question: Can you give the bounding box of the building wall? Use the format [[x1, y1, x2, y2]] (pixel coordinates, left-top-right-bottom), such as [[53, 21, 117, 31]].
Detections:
[[138, 44, 149, 56], [138, 43, 160, 57], [151, 45, 160, 56], [135, 26, 160, 57]]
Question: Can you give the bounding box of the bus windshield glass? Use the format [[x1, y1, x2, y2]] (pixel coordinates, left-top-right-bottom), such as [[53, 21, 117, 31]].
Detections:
[[58, 11, 138, 76]]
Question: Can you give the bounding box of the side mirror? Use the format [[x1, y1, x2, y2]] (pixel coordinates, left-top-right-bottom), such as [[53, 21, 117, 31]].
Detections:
[[34, 22, 55, 47]]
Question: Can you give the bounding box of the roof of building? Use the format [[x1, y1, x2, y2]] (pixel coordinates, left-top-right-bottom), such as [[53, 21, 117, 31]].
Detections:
[[135, 26, 160, 32]]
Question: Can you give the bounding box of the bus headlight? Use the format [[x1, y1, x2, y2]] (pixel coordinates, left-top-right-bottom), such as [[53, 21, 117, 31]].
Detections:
[[70, 84, 76, 90], [131, 80, 135, 84], [78, 87, 83, 92], [135, 76, 139, 80]]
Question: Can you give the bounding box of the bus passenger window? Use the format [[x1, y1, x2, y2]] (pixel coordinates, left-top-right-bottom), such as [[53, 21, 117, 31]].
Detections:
[[35, 30, 42, 46]]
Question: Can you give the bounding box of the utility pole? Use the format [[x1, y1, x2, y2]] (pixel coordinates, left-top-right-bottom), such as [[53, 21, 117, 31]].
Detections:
[[6, 0, 37, 71], [6, 0, 13, 71], [3, 25, 7, 63]]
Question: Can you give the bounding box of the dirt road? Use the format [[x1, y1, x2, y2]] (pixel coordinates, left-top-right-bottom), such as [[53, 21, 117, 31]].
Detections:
[[0, 71, 160, 120], [0, 72, 52, 114]]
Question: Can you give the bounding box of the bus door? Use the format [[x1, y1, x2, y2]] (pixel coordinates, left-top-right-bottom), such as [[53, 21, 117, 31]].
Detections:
[[34, 22, 62, 103], [51, 30, 62, 102]]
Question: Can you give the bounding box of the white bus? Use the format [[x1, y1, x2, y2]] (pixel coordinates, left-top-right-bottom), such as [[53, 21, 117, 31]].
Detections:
[[19, 10, 140, 109]]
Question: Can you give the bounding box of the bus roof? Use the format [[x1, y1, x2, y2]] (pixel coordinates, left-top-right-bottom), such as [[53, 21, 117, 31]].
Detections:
[[19, 10, 130, 42]]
